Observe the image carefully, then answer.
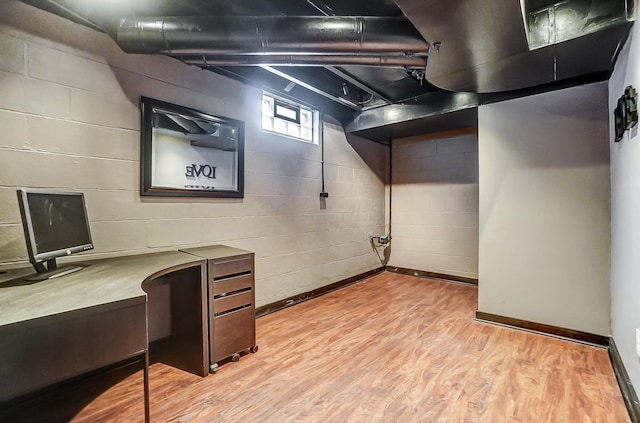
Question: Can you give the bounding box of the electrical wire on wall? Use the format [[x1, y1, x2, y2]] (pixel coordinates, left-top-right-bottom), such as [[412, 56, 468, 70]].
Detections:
[[370, 138, 392, 265], [319, 111, 328, 198], [388, 137, 392, 240]]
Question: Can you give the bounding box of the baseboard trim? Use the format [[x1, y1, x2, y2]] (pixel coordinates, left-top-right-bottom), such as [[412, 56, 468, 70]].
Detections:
[[609, 337, 640, 423], [255, 267, 385, 318], [386, 266, 478, 285], [474, 311, 609, 347]]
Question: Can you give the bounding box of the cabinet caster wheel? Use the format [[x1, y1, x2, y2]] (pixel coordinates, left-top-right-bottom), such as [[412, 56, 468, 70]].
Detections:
[[250, 345, 259, 353], [210, 363, 219, 373], [231, 353, 240, 362]]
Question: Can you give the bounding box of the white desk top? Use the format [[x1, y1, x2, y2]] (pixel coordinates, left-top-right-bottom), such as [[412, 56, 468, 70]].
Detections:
[[0, 251, 206, 327]]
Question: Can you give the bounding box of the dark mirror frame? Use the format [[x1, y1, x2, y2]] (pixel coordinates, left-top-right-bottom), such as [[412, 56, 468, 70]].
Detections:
[[140, 96, 245, 198]]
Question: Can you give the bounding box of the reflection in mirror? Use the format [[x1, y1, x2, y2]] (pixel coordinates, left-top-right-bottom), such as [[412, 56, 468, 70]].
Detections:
[[140, 97, 244, 198]]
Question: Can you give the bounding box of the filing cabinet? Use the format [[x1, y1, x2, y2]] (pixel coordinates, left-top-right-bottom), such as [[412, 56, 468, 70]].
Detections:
[[180, 245, 257, 372]]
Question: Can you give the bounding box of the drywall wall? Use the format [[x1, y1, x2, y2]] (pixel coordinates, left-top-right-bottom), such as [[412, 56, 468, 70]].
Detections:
[[478, 82, 611, 335], [609, 8, 640, 393], [0, 0, 387, 307], [388, 129, 479, 279]]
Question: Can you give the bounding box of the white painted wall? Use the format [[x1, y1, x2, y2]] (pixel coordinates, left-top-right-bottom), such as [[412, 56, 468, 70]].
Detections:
[[609, 3, 640, 392], [388, 130, 479, 279], [0, 0, 386, 307], [478, 82, 611, 336]]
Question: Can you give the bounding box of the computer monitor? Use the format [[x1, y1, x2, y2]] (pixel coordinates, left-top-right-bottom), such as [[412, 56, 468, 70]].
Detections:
[[17, 189, 94, 280]]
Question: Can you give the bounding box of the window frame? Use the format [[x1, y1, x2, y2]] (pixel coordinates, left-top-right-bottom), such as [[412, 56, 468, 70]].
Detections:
[[261, 92, 320, 145], [274, 100, 300, 124]]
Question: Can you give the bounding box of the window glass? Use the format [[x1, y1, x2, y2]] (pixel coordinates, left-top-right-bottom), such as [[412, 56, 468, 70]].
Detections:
[[262, 93, 319, 144], [275, 103, 299, 122]]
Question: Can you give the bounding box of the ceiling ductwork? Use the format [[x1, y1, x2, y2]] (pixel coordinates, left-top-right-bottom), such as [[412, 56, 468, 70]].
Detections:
[[346, 91, 480, 143], [16, 0, 636, 140], [394, 0, 633, 93], [116, 16, 428, 69], [525, 0, 632, 49], [179, 54, 426, 68]]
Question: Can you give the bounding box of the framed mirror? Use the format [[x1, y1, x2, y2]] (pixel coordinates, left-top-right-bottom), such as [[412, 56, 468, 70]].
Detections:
[[140, 97, 244, 198]]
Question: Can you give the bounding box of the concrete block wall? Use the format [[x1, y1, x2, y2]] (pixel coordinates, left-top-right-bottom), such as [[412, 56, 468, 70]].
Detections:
[[0, 0, 386, 307], [388, 130, 479, 279]]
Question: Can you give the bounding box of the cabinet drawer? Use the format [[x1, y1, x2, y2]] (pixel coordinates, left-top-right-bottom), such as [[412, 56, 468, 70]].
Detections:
[[214, 290, 252, 314], [212, 306, 254, 362], [213, 257, 252, 279], [213, 274, 253, 295]]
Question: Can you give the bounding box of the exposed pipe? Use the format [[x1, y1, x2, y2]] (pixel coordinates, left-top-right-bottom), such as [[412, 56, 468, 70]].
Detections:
[[179, 54, 427, 69], [387, 138, 392, 251], [116, 16, 429, 56]]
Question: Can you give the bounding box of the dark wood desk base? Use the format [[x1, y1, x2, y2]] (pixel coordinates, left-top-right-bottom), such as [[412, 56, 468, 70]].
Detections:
[[0, 251, 210, 423], [0, 246, 253, 421]]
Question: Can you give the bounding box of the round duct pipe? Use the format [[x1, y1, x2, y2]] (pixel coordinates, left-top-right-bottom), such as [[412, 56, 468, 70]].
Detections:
[[179, 54, 427, 69], [116, 16, 429, 56]]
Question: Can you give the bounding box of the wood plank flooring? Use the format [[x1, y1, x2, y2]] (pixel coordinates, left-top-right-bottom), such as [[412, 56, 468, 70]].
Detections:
[[2, 272, 630, 422]]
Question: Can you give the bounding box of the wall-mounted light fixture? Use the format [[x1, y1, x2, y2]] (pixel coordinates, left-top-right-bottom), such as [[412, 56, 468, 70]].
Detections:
[[614, 85, 638, 142]]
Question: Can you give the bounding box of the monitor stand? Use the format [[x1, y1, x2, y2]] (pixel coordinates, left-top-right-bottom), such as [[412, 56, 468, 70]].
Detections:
[[26, 258, 84, 281]]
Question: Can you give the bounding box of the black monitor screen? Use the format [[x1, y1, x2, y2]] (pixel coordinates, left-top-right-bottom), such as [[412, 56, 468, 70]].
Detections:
[[20, 191, 93, 260]]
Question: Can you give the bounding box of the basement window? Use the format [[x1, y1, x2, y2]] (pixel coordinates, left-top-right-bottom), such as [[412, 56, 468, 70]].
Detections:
[[262, 92, 319, 144]]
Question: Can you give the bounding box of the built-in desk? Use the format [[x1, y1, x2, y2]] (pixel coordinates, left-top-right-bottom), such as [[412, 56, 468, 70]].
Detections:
[[0, 250, 212, 421]]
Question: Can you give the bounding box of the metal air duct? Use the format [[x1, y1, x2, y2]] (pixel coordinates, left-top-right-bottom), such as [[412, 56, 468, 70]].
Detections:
[[116, 16, 429, 56], [179, 54, 426, 69], [393, 0, 633, 93]]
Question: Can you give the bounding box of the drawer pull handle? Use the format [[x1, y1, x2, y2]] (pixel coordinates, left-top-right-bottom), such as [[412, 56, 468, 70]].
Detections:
[[214, 304, 251, 317], [214, 270, 251, 281], [213, 287, 251, 299]]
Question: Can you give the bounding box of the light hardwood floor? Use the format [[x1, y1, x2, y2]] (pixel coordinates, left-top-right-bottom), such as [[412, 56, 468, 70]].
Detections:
[[2, 272, 630, 422]]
